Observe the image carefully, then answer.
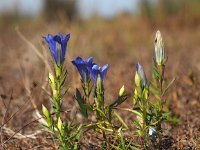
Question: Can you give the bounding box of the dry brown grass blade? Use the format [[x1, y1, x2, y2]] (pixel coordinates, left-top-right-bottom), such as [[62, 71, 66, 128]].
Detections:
[[15, 27, 52, 111], [15, 27, 52, 74], [2, 116, 44, 146], [2, 127, 41, 140], [0, 91, 13, 145]]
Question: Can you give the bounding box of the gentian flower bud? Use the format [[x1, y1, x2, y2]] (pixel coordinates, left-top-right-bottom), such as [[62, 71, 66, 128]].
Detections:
[[42, 104, 50, 119], [43, 33, 70, 66], [49, 73, 56, 91], [135, 63, 148, 90], [154, 30, 167, 66], [119, 85, 125, 97], [72, 56, 93, 83], [133, 89, 138, 105], [57, 117, 64, 136], [53, 90, 59, 100], [91, 64, 109, 83], [42, 105, 53, 129], [135, 71, 141, 88]]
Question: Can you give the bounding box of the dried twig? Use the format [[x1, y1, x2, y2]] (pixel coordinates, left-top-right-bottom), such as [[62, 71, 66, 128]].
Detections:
[[0, 91, 13, 145], [2, 127, 42, 140]]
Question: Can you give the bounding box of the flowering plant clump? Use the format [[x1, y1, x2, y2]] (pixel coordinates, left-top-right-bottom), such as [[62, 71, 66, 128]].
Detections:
[[42, 33, 82, 150], [72, 56, 129, 145], [129, 30, 176, 149], [39, 30, 176, 149], [151, 30, 176, 129]]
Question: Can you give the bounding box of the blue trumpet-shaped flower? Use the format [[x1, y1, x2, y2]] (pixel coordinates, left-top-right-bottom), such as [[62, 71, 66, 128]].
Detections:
[[44, 33, 70, 65], [91, 64, 109, 83], [135, 63, 148, 89], [72, 56, 93, 83]]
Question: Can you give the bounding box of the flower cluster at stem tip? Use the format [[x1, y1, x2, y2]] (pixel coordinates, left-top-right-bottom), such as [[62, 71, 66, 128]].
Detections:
[[43, 33, 70, 66], [90, 64, 109, 83], [72, 56, 94, 83], [72, 57, 109, 84]]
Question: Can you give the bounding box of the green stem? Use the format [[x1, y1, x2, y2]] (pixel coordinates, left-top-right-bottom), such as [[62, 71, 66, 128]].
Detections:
[[158, 65, 165, 131], [83, 81, 90, 102]]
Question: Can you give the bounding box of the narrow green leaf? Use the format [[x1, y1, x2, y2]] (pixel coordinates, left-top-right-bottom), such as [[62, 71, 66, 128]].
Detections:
[[132, 120, 142, 130], [40, 86, 52, 98], [97, 124, 113, 132], [162, 77, 176, 96], [59, 73, 67, 88], [152, 65, 161, 81], [114, 111, 128, 129], [96, 108, 106, 118], [75, 89, 88, 117], [149, 86, 160, 99], [124, 109, 143, 118], [82, 104, 93, 112]]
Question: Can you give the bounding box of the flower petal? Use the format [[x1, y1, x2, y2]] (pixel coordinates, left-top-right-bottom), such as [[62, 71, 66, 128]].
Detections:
[[43, 34, 57, 62], [72, 56, 93, 83], [61, 34, 70, 62], [91, 64, 99, 83], [100, 64, 109, 80]]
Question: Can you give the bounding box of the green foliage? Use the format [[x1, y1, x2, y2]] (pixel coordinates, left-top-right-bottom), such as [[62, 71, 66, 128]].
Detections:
[[75, 74, 129, 132], [74, 68, 130, 149], [42, 63, 82, 149]]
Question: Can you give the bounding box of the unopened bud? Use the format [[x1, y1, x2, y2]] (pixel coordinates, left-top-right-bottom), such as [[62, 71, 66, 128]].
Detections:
[[57, 117, 63, 135], [53, 90, 59, 100], [135, 72, 141, 87], [42, 105, 53, 130], [133, 89, 138, 105], [49, 73, 56, 90], [119, 85, 125, 96], [135, 63, 148, 89], [155, 30, 167, 66], [42, 105, 49, 118], [143, 88, 149, 99]]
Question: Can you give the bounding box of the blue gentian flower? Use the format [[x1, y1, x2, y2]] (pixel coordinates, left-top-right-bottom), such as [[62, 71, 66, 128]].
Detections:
[[136, 63, 148, 89], [91, 64, 109, 83], [72, 56, 93, 83], [43, 33, 70, 65]]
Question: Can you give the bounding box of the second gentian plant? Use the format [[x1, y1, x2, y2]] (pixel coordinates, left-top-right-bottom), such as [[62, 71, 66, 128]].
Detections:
[[72, 56, 130, 148]]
